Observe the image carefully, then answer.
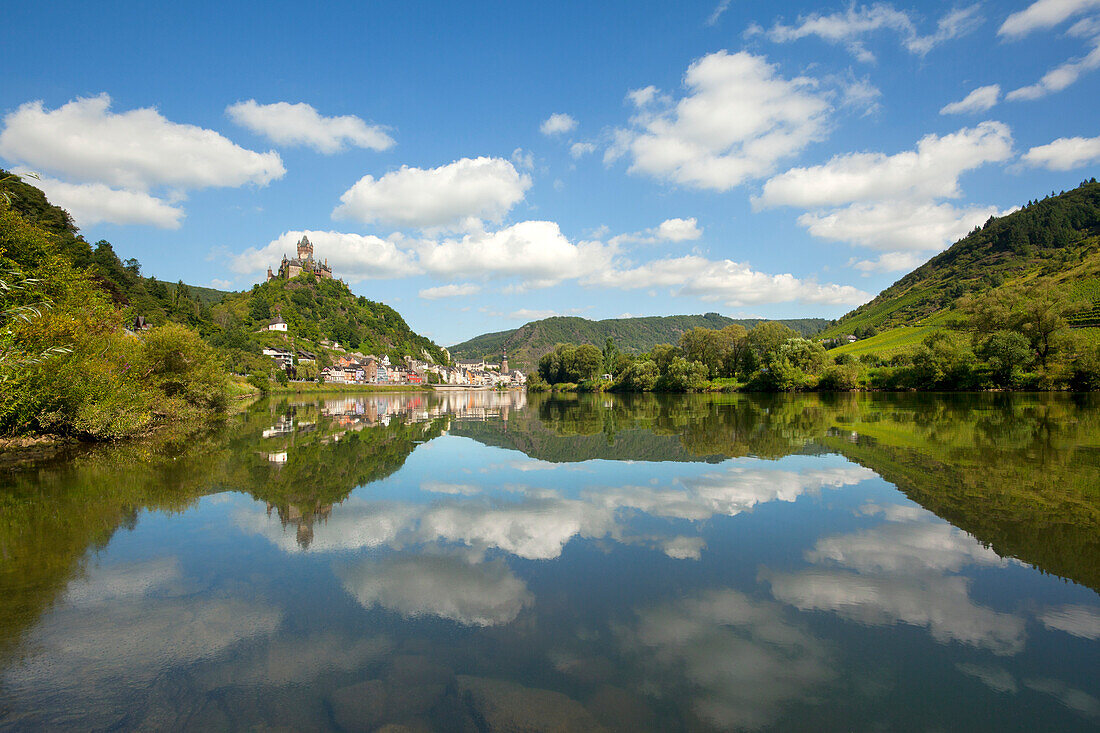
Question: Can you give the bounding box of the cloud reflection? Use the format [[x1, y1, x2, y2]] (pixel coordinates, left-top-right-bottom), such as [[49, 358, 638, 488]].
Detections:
[[767, 502, 1027, 655], [338, 554, 533, 626], [238, 462, 874, 561], [622, 589, 834, 729]]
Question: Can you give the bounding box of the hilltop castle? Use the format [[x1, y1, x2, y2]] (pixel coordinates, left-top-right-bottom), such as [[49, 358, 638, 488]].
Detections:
[[267, 235, 333, 281]]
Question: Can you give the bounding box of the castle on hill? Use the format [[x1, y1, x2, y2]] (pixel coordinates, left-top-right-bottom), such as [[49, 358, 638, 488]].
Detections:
[[267, 235, 333, 281]]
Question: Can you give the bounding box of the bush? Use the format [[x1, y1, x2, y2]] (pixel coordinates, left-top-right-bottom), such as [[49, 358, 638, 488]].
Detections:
[[616, 360, 659, 391], [818, 364, 860, 391], [658, 357, 709, 392], [248, 373, 271, 394]]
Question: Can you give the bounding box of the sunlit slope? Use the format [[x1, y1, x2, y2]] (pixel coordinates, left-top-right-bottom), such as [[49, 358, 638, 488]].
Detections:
[[820, 180, 1100, 342]]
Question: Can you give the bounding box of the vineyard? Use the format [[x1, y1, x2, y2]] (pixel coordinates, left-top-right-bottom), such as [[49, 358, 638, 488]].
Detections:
[[1067, 278, 1100, 327]]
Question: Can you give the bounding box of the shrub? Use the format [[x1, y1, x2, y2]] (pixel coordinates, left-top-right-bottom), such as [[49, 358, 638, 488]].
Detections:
[[818, 364, 860, 391]]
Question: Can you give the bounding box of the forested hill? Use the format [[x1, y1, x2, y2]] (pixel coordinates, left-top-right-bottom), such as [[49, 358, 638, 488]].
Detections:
[[0, 170, 230, 323], [820, 178, 1100, 339], [450, 313, 827, 370], [0, 171, 446, 365], [214, 277, 448, 364]]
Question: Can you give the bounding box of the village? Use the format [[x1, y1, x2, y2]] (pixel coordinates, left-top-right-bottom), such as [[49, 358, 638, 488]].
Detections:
[[260, 337, 526, 389], [255, 236, 526, 389]]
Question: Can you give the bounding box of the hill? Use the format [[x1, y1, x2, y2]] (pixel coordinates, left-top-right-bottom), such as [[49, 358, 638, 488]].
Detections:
[[450, 313, 828, 370], [821, 178, 1100, 341], [0, 171, 446, 367], [212, 275, 448, 365]]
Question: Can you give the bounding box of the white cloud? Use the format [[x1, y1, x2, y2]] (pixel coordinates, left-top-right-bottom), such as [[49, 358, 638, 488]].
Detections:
[[852, 251, 927, 273], [940, 84, 1001, 114], [753, 3, 982, 62], [757, 123, 1012, 263], [226, 99, 394, 154], [511, 147, 535, 170], [998, 0, 1100, 38], [611, 50, 830, 191], [418, 283, 482, 300], [30, 176, 184, 229], [799, 201, 1000, 253], [333, 156, 531, 229], [1006, 38, 1100, 100], [706, 0, 732, 26], [0, 94, 284, 191], [231, 229, 420, 281], [1023, 134, 1100, 169], [508, 308, 561, 321], [540, 113, 578, 136], [569, 141, 596, 159], [840, 75, 883, 114], [655, 217, 703, 241], [758, 121, 1013, 208], [415, 220, 615, 286], [208, 278, 234, 290], [586, 254, 871, 307], [610, 217, 704, 247], [626, 85, 663, 108]]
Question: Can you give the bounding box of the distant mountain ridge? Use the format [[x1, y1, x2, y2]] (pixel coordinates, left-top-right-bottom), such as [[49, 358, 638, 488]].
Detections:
[[450, 313, 828, 370]]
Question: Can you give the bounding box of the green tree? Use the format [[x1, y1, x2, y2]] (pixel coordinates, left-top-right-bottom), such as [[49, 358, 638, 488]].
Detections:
[[978, 330, 1032, 386], [745, 321, 798, 372]]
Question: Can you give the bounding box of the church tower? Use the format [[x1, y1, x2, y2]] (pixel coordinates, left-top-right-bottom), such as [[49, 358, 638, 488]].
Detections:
[[502, 347, 509, 373]]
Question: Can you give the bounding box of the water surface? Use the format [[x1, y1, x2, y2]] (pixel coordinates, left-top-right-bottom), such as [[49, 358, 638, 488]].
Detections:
[[2, 391, 1098, 731]]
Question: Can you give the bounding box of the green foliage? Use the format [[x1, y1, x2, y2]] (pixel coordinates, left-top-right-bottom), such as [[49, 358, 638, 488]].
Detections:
[[0, 204, 229, 439], [538, 343, 604, 383], [248, 373, 272, 394], [657, 357, 709, 392], [818, 364, 860, 390], [618, 360, 660, 391], [978, 330, 1033, 386], [217, 275, 446, 363], [450, 313, 827, 372]]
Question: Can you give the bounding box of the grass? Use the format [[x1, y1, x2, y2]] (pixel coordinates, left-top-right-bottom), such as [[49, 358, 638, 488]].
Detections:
[[828, 325, 942, 357]]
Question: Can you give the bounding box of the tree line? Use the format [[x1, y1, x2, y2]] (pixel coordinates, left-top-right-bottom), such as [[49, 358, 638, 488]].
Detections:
[[532, 281, 1100, 392]]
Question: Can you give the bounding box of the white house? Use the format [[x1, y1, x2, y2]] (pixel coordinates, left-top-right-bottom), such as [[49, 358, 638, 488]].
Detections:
[[265, 315, 288, 332]]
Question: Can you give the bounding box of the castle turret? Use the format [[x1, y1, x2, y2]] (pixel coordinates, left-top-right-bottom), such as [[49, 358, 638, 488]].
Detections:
[[297, 235, 314, 260]]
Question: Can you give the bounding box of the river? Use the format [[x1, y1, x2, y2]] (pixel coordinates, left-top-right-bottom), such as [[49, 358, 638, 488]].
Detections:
[[1, 391, 1098, 731]]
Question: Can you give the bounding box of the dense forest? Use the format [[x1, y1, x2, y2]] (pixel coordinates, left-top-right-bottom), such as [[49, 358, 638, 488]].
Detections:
[[450, 313, 827, 371]]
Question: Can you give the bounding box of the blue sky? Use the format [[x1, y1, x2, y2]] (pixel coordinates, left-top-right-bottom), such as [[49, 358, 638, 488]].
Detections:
[[2, 0, 1099, 343]]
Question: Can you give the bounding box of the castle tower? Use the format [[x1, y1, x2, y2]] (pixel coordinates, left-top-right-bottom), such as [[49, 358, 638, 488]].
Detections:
[[297, 235, 314, 260]]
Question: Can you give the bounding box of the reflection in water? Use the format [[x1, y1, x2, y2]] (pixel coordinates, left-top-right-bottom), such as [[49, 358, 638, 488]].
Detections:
[[338, 554, 533, 627], [767, 502, 1027, 655], [1, 391, 1099, 730], [621, 589, 834, 730]]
